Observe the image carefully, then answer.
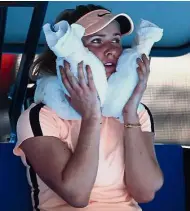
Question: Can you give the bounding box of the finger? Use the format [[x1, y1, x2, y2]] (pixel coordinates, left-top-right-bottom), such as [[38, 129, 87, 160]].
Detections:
[[141, 54, 150, 73], [78, 61, 87, 89], [86, 65, 96, 90], [136, 58, 146, 75], [136, 67, 148, 92], [59, 66, 73, 94], [63, 60, 81, 91], [137, 66, 144, 81], [64, 60, 70, 70]]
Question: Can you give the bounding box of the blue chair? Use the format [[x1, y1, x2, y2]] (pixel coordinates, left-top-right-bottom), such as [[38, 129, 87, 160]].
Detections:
[[140, 144, 185, 211], [0, 143, 32, 211], [0, 143, 185, 211]]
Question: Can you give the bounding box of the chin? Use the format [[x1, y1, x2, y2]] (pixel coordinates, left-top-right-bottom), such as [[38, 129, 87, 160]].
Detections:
[[106, 74, 111, 79], [106, 71, 115, 79]]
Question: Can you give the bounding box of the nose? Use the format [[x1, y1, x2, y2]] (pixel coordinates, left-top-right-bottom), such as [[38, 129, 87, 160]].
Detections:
[[104, 44, 119, 59]]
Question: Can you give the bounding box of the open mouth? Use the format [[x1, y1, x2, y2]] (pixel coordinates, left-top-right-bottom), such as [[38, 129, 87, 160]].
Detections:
[[104, 62, 116, 75], [104, 62, 115, 67]]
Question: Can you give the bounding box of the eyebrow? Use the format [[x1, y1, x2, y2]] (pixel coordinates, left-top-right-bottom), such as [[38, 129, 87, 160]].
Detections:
[[92, 33, 121, 37]]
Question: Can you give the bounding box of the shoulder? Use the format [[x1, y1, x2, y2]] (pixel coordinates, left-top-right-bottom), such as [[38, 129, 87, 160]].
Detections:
[[17, 103, 59, 131], [17, 103, 70, 142], [15, 103, 74, 156]]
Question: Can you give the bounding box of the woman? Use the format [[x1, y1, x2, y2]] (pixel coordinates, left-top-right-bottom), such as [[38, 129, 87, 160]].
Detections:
[[14, 4, 163, 211]]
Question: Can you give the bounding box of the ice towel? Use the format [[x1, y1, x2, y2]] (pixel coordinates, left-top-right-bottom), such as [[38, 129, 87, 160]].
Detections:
[[34, 19, 163, 122]]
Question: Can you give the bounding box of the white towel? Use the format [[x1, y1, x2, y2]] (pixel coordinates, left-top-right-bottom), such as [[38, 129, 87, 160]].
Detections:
[[43, 21, 108, 106], [34, 19, 163, 122], [102, 19, 163, 122], [35, 21, 108, 119]]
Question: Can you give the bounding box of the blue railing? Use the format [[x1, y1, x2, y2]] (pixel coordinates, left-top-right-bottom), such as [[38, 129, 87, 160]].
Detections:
[[0, 2, 48, 142]]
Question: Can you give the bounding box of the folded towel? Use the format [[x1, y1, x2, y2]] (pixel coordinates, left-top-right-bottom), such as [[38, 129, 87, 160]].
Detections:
[[102, 19, 163, 122], [35, 21, 108, 119], [34, 19, 163, 122], [43, 21, 108, 106]]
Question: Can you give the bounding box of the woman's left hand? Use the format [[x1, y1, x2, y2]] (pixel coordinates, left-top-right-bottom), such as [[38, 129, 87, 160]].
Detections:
[[123, 54, 151, 115]]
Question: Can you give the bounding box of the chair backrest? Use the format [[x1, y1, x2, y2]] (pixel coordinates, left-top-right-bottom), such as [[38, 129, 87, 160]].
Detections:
[[140, 144, 185, 211], [0, 143, 185, 211], [0, 143, 33, 211]]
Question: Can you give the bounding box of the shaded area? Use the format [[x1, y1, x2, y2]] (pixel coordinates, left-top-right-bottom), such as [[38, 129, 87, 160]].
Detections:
[[142, 85, 190, 144], [3, 1, 190, 48]]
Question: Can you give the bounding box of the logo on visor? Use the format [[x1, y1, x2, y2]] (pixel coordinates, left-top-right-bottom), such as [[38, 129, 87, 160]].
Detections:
[[97, 12, 110, 17]]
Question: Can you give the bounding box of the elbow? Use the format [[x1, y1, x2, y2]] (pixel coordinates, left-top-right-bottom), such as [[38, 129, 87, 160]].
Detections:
[[153, 170, 164, 192], [60, 185, 89, 208], [133, 191, 156, 203], [130, 175, 164, 203], [68, 197, 89, 208], [61, 193, 89, 208]]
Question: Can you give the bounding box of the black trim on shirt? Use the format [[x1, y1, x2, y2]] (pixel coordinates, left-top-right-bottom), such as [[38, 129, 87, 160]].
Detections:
[[27, 103, 45, 211], [141, 103, 155, 133]]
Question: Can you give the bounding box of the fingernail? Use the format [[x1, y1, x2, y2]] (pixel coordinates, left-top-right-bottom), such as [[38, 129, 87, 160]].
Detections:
[[65, 60, 71, 68], [78, 61, 83, 67]]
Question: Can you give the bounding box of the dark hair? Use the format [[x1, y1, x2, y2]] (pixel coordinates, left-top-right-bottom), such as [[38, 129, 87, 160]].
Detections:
[[30, 4, 110, 80]]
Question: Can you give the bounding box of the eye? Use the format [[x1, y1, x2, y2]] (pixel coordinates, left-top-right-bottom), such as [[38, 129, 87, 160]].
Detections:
[[112, 38, 121, 43], [91, 38, 102, 44]]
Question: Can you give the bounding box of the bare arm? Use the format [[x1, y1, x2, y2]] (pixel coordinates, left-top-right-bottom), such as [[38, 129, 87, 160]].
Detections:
[[21, 61, 102, 208], [123, 114, 163, 203], [21, 117, 101, 208], [122, 55, 163, 202], [60, 118, 101, 205]]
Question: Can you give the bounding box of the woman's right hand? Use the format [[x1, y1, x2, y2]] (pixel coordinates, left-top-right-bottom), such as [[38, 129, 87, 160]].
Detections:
[[59, 60, 101, 120]]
